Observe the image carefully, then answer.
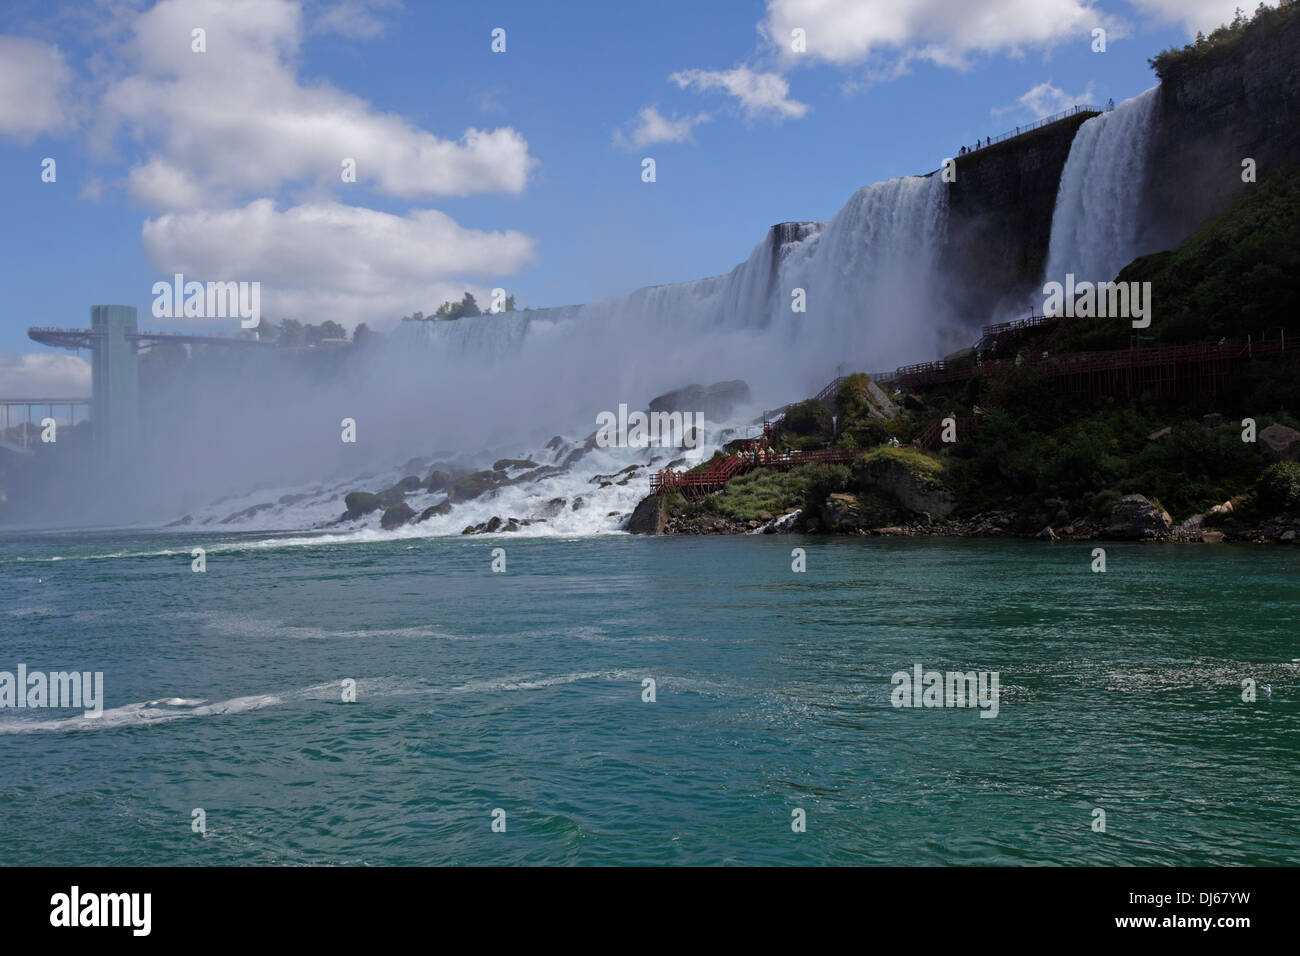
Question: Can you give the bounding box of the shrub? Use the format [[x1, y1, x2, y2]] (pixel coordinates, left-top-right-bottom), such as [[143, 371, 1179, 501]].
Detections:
[[781, 399, 832, 437], [1258, 460, 1300, 510], [800, 463, 851, 512]]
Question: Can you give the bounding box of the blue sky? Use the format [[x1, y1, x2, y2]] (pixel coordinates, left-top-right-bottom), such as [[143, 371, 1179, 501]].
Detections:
[[0, 0, 1248, 393]]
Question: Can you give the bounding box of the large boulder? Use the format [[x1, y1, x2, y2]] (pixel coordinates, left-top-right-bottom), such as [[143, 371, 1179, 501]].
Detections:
[[648, 380, 751, 422], [628, 495, 669, 534], [450, 470, 506, 502], [1260, 423, 1300, 462], [854, 450, 955, 518], [416, 501, 453, 522], [1106, 494, 1172, 539], [376, 485, 408, 507], [342, 491, 383, 520], [836, 374, 900, 420], [380, 503, 416, 529], [493, 458, 537, 471], [863, 378, 899, 420], [818, 492, 903, 532], [424, 469, 454, 493], [533, 497, 568, 519]]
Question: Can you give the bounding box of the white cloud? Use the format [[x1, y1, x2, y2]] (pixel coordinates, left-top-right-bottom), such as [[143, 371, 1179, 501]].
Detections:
[[310, 0, 400, 39], [141, 199, 538, 326], [995, 80, 1097, 118], [669, 66, 809, 121], [0, 353, 92, 396], [761, 0, 1112, 70], [1127, 0, 1249, 37], [0, 36, 74, 141], [100, 0, 535, 208], [614, 106, 711, 150]]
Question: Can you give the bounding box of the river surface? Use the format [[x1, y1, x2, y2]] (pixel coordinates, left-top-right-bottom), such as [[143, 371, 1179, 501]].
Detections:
[[1, 530, 1296, 865]]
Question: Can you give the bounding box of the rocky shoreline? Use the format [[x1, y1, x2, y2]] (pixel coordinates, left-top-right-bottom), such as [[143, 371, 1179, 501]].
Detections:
[[652, 492, 1300, 544]]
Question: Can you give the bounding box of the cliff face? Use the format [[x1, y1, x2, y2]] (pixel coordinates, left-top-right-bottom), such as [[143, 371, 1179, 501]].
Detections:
[[942, 113, 1095, 325], [1145, 10, 1300, 250]]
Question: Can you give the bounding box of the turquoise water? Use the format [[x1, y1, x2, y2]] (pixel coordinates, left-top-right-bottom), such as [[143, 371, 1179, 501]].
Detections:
[[1, 530, 1297, 866]]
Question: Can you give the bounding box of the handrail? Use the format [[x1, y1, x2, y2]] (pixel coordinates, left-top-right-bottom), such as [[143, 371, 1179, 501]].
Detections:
[[960, 104, 1105, 156]]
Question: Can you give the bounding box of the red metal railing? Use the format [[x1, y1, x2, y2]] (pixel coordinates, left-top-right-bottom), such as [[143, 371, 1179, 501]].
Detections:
[[912, 415, 980, 450], [648, 330, 1292, 495]]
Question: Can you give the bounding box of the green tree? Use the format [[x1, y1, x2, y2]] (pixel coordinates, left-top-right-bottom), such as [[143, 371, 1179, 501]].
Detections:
[[279, 319, 304, 345]]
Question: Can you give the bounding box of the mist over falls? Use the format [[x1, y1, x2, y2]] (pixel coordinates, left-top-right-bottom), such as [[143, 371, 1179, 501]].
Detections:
[[15, 90, 1173, 531]]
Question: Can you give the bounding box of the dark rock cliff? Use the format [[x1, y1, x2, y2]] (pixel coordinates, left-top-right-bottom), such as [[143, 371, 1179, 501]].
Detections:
[[1144, 10, 1300, 251], [942, 113, 1096, 327]]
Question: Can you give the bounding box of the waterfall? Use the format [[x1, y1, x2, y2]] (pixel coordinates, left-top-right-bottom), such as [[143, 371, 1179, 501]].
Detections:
[[1044, 86, 1160, 285], [396, 172, 950, 417]]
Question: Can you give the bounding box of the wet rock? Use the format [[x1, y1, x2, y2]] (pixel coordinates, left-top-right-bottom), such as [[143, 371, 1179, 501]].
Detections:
[[166, 514, 193, 527], [450, 470, 506, 502], [534, 498, 567, 519], [341, 491, 382, 521], [381, 503, 416, 529], [375, 485, 408, 507], [220, 502, 275, 524], [394, 475, 423, 493], [628, 495, 668, 534], [1260, 424, 1300, 461], [424, 469, 454, 493], [493, 458, 538, 471], [417, 501, 453, 522], [515, 465, 565, 483], [855, 455, 956, 518], [819, 492, 901, 532], [648, 380, 751, 421], [1106, 494, 1172, 539], [484, 516, 503, 533]]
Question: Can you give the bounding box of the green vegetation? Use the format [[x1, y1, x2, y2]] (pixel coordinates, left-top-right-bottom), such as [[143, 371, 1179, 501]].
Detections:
[[940, 395, 1294, 521], [255, 318, 351, 345], [405, 291, 517, 322], [856, 445, 944, 486], [781, 398, 832, 436], [1258, 460, 1300, 510], [799, 464, 852, 515], [1149, 2, 1298, 80], [673, 466, 814, 523], [1062, 166, 1300, 352]]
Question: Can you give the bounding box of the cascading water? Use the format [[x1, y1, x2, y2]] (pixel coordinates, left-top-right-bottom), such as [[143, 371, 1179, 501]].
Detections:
[[188, 173, 954, 537], [1044, 86, 1160, 285], [397, 171, 949, 411]]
